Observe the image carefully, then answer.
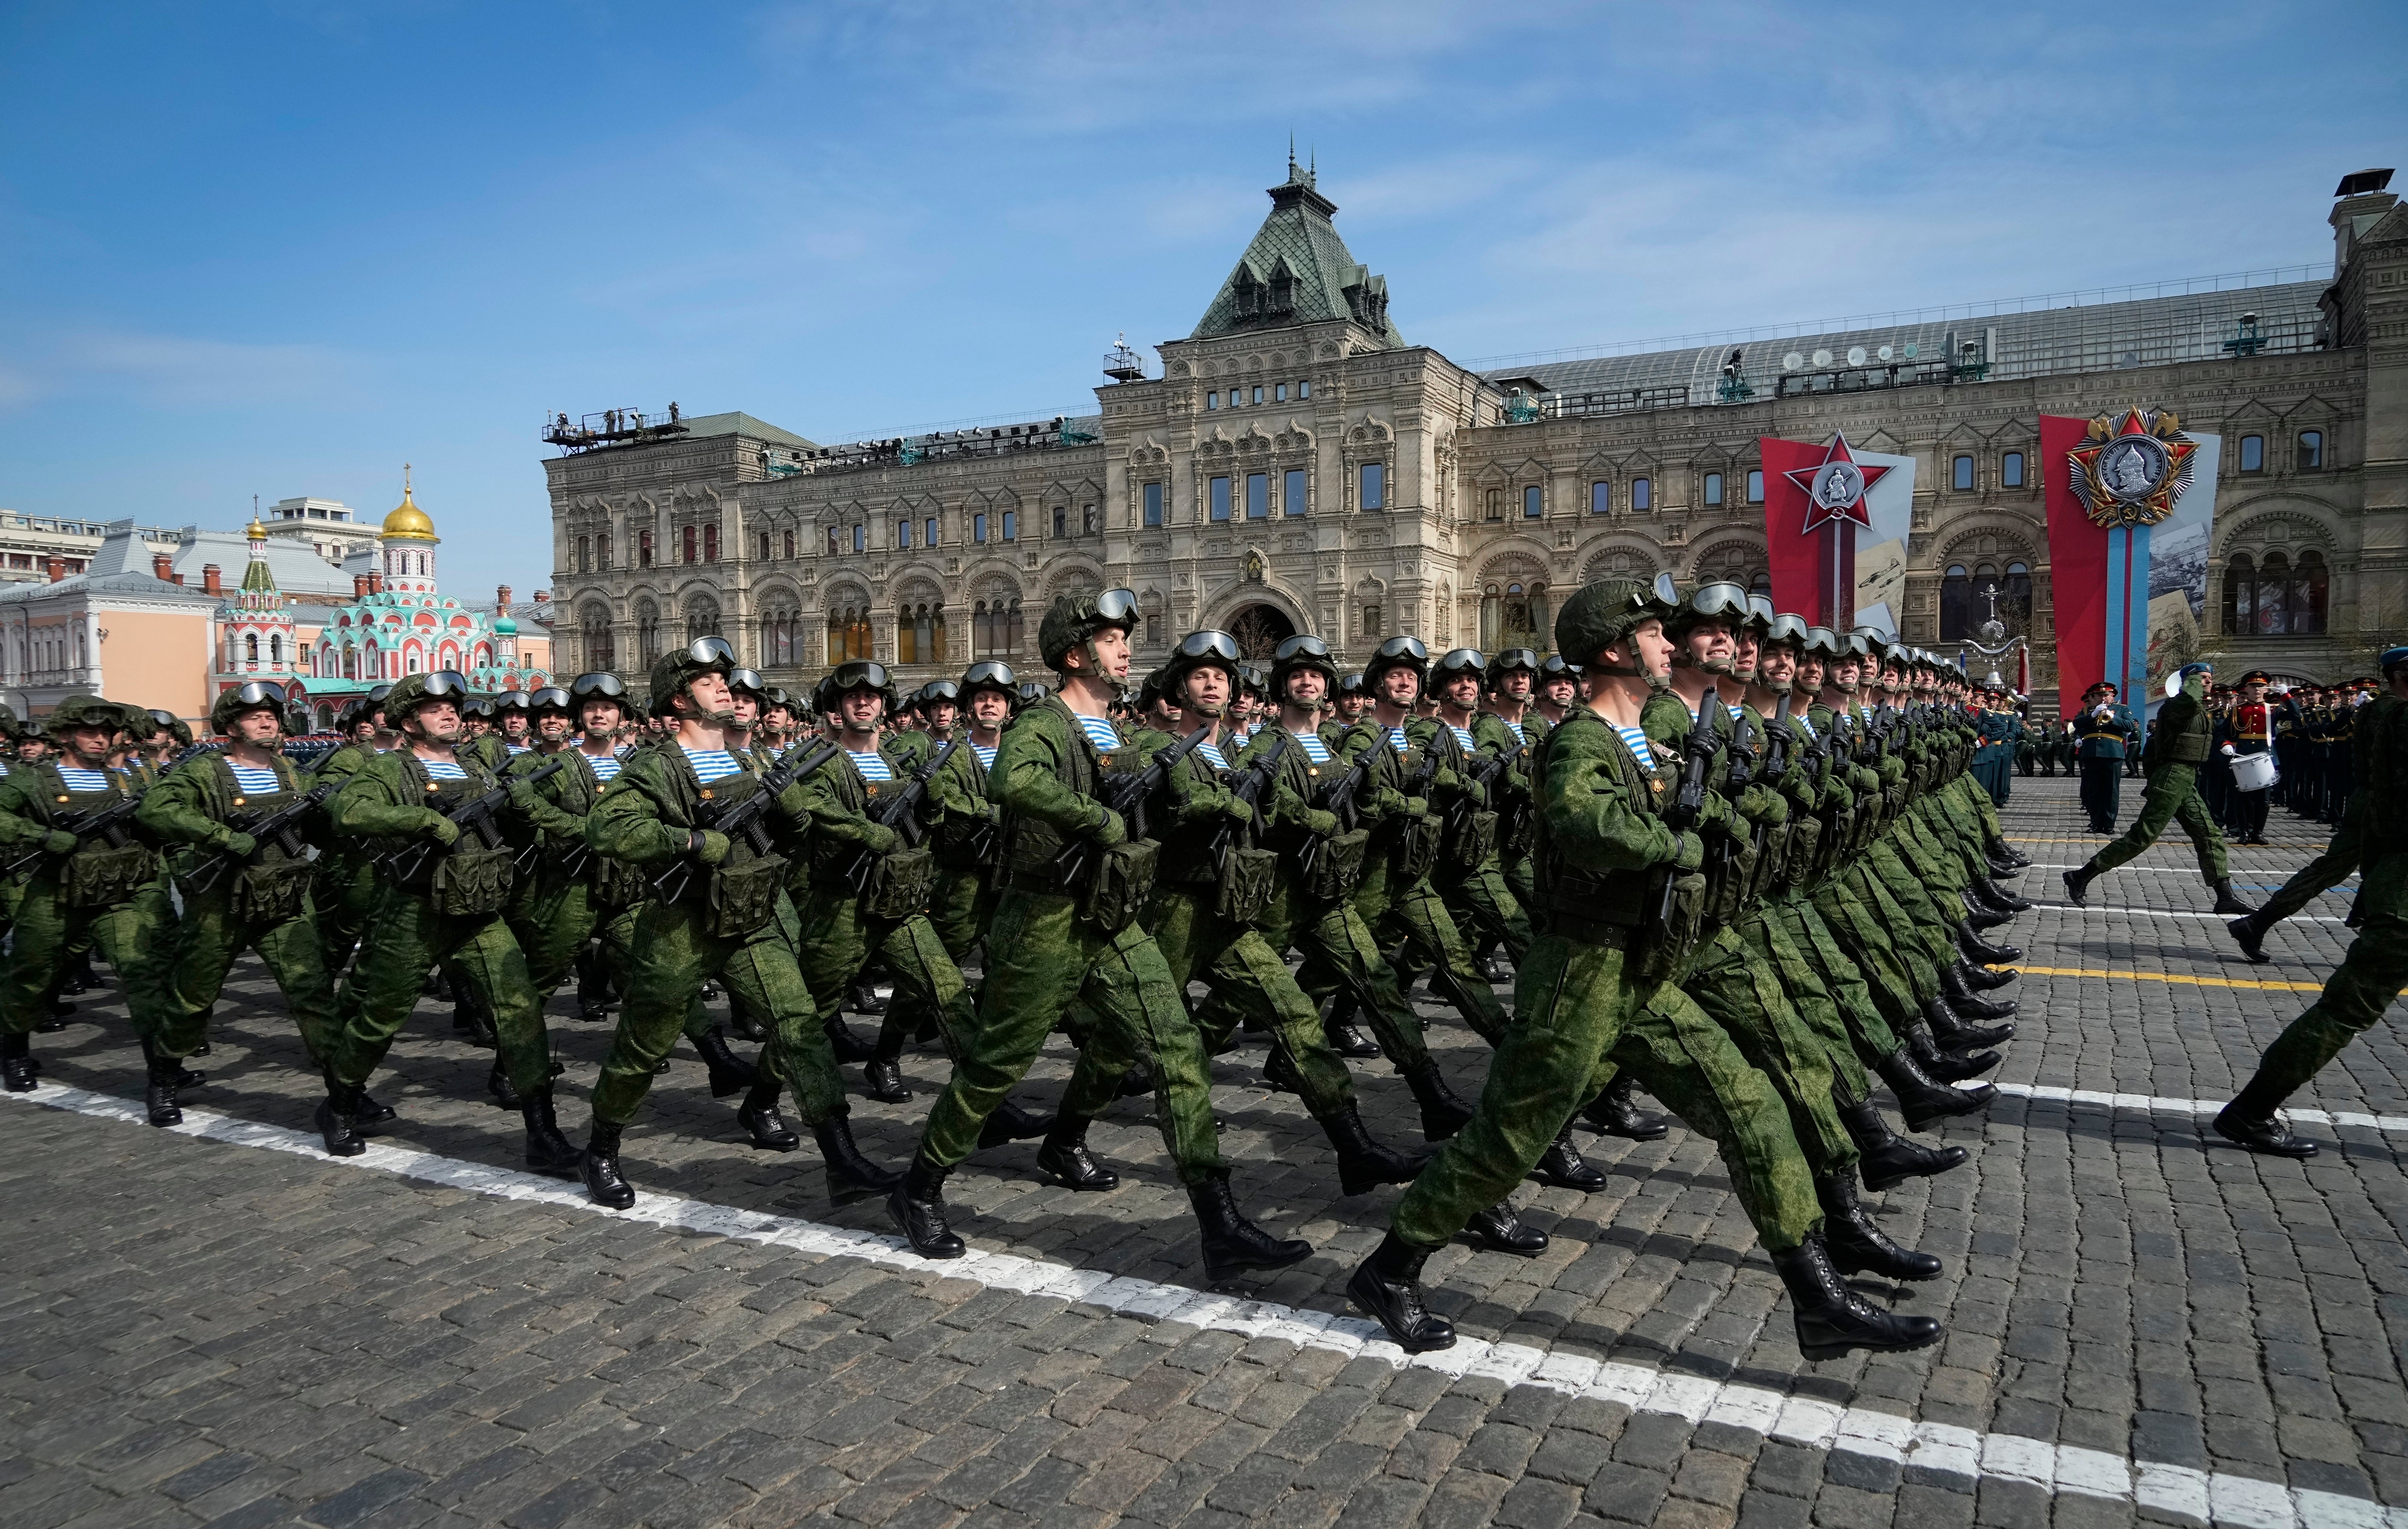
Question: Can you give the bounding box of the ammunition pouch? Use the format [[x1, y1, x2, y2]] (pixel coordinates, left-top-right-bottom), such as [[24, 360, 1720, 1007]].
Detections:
[[860, 846, 937, 921], [1212, 846, 1279, 927], [588, 854, 651, 910], [1440, 809, 1497, 871], [704, 852, 788, 939], [1300, 828, 1370, 903], [431, 846, 515, 918], [934, 811, 1000, 870], [1076, 840, 1159, 935], [1781, 816, 1823, 888], [1389, 812, 1441, 884], [2166, 732, 2210, 765], [59, 843, 157, 909], [232, 856, 317, 924]]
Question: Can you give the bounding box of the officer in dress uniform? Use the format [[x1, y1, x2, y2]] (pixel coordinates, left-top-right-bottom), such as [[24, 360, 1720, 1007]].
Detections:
[[2073, 681, 2140, 835], [2217, 670, 2278, 844]]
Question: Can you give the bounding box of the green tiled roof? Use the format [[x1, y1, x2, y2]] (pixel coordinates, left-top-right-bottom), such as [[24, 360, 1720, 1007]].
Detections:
[[1190, 169, 1404, 348]]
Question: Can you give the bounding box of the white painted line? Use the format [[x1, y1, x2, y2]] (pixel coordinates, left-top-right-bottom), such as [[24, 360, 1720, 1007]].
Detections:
[[5, 1082, 2398, 1527], [2028, 903, 2349, 924], [1991, 1082, 2408, 1135]]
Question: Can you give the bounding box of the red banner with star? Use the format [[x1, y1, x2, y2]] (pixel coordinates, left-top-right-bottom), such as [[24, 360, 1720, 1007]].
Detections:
[[1759, 434, 1895, 628], [2042, 413, 2107, 718]]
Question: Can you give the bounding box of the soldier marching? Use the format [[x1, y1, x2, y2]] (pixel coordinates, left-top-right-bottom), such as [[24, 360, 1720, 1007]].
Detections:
[[13, 574, 2404, 1367]]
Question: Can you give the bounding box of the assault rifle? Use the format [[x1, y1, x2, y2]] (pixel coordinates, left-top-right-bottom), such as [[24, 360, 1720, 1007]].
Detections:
[[652, 738, 841, 904], [1300, 734, 1379, 882], [1210, 730, 1287, 875], [843, 735, 960, 892], [1713, 701, 1758, 900], [181, 775, 343, 897], [378, 757, 565, 887], [6, 785, 148, 882], [1653, 685, 1722, 927], [1052, 722, 1213, 886]]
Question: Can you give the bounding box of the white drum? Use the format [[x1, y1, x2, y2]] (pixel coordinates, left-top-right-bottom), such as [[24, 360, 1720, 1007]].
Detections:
[[2230, 751, 2279, 793]]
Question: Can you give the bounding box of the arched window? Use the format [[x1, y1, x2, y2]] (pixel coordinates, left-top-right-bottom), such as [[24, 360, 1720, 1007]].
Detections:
[[1485, 489, 1503, 523], [596, 531, 611, 571], [2298, 431, 2324, 471], [635, 602, 661, 666], [270, 634, 283, 664], [760, 604, 801, 667], [244, 633, 258, 663], [1940, 565, 1971, 640], [2002, 562, 2032, 634], [637, 529, 653, 568], [2294, 550, 2329, 634], [2239, 435, 2265, 473], [681, 526, 697, 564], [582, 607, 614, 671], [577, 536, 590, 573], [2253, 551, 2290, 633], [685, 602, 722, 644], [1747, 571, 1772, 596], [897, 602, 946, 665], [972, 598, 1023, 658], [782, 529, 795, 560], [826, 604, 874, 665], [2002, 451, 2025, 488]]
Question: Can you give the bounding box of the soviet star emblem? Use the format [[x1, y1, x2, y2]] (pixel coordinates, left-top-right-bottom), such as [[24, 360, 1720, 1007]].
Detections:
[[1785, 433, 1893, 535]]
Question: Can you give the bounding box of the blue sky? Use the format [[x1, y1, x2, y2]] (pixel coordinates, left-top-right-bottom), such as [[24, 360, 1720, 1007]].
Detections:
[[1, 1, 2397, 597]]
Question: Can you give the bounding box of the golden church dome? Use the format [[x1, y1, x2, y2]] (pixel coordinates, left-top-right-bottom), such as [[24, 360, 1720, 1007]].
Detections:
[[382, 465, 439, 541]]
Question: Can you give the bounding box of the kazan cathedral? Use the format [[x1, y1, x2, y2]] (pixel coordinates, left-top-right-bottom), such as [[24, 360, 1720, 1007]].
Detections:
[[545, 163, 2400, 704], [295, 474, 551, 708]]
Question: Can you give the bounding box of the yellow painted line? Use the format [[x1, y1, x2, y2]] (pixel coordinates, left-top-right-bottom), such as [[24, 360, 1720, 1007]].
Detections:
[[2005, 963, 2325, 993]]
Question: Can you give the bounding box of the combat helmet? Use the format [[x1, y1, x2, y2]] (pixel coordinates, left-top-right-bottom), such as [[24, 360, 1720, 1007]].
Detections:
[[380, 670, 472, 731], [1037, 588, 1139, 672], [1553, 579, 1660, 671], [1269, 633, 1339, 697], [210, 680, 289, 735], [648, 635, 738, 718]]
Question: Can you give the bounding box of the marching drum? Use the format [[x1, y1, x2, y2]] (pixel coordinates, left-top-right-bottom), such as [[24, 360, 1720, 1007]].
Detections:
[[2230, 751, 2279, 793]]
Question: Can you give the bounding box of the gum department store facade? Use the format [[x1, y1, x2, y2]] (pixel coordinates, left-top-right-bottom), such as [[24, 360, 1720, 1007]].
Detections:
[[546, 166, 2406, 706]]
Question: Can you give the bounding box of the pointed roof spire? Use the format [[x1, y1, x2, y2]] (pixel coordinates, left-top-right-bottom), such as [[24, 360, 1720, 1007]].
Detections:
[[1188, 159, 1400, 346]]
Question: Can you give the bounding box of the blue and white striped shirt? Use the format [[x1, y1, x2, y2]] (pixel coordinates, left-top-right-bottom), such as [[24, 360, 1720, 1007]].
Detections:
[[1293, 732, 1332, 764], [1385, 727, 1410, 754], [1615, 726, 1657, 771], [56, 767, 111, 792], [228, 764, 281, 795], [1196, 742, 1230, 771], [421, 758, 469, 782], [972, 743, 998, 771], [1446, 724, 1478, 754], [1502, 720, 1528, 744], [585, 749, 623, 782], [681, 747, 746, 785], [848, 750, 894, 782], [1075, 715, 1122, 753]]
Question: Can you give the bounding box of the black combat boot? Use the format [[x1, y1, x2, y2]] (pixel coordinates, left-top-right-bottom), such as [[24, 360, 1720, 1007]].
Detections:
[[1950, 955, 2017, 993], [1818, 1173, 1942, 1281], [1188, 1169, 1312, 1283], [582, 1120, 637, 1208], [823, 1015, 877, 1063], [1318, 1103, 1430, 1196], [2213, 1067, 2318, 1158], [574, 948, 613, 1023], [452, 980, 497, 1048], [861, 1042, 912, 1104], [1322, 994, 1381, 1058], [1346, 1230, 1455, 1352], [354, 1088, 396, 1134], [1898, 1020, 2000, 1086], [888, 1149, 965, 1259], [1924, 996, 2014, 1051], [849, 979, 889, 1016], [143, 1045, 186, 1128], [61, 950, 97, 995], [726, 995, 768, 1043], [316, 1074, 367, 1158], [1117, 1057, 1157, 1098], [1036, 1112, 1119, 1191], [1472, 943, 1511, 985], [1838, 1089, 1970, 1190], [485, 1058, 523, 1110], [2211, 879, 2258, 916], [1263, 1042, 1304, 1096], [1987, 840, 2030, 870], [1962, 902, 2013, 932], [977, 1098, 1055, 1149], [1773, 1234, 1945, 1361], [738, 1081, 800, 1151], [1529, 1126, 1607, 1191], [1956, 919, 2020, 966], [1466, 1202, 1549, 1255], [1973, 877, 2034, 913], [2228, 912, 2272, 964], [1403, 1062, 1474, 1141], [1936, 964, 2020, 1021], [2060, 864, 2095, 907], [692, 1027, 758, 1098], [1581, 1074, 1669, 1141], [0, 1033, 35, 1093], [813, 1116, 901, 1204], [521, 1088, 582, 1178]]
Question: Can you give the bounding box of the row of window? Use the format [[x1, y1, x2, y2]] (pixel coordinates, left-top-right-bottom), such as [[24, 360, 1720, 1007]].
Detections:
[[2223, 550, 2328, 635], [1206, 380, 1311, 411], [2237, 430, 2323, 473]]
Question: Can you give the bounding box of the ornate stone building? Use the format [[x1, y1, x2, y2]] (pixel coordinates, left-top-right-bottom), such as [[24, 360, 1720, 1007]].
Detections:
[[545, 165, 2405, 702]]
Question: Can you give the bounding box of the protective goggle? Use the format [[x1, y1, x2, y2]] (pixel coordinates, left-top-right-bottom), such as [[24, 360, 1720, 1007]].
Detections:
[[681, 636, 736, 669], [571, 672, 628, 699], [495, 691, 533, 711], [365, 685, 394, 703], [529, 688, 574, 713], [1537, 654, 1575, 678], [1272, 634, 1332, 666], [225, 683, 285, 708], [727, 669, 766, 697], [1763, 614, 1808, 648], [833, 660, 891, 693], [1174, 630, 1241, 665], [1682, 582, 1751, 622], [1017, 681, 1047, 701], [962, 661, 1018, 692], [1091, 588, 1139, 625], [419, 671, 470, 699], [1801, 626, 1840, 657], [1489, 648, 1538, 674], [1372, 636, 1428, 666], [1336, 672, 1369, 695], [1434, 648, 1486, 677], [1650, 572, 1681, 609], [1746, 593, 1776, 628], [460, 697, 498, 719], [919, 681, 960, 704], [147, 708, 180, 728]]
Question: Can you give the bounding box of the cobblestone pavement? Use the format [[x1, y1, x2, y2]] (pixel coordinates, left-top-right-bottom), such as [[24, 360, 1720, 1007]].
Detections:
[[6, 776, 2408, 1529]]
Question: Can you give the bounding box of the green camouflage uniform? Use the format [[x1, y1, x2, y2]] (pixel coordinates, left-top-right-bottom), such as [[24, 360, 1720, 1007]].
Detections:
[[2082, 677, 2230, 884], [0, 756, 179, 1046], [307, 740, 384, 979], [913, 697, 1226, 1184], [1430, 712, 1534, 966], [136, 750, 340, 1061]]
